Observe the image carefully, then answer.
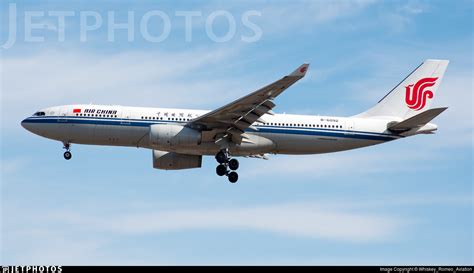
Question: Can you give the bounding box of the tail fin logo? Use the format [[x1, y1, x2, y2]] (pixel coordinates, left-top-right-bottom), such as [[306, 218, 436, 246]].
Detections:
[[405, 77, 438, 111]]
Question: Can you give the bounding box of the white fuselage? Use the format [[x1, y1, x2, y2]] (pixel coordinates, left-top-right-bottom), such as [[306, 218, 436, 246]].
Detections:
[[21, 104, 403, 156]]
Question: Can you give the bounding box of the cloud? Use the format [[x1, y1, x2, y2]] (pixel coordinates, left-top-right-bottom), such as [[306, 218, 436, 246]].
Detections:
[[253, 1, 429, 35], [373, 1, 429, 33], [245, 143, 443, 179], [7, 202, 406, 243], [258, 0, 376, 33], [98, 202, 403, 242], [4, 191, 470, 264], [0, 157, 28, 177], [1, 47, 252, 131], [399, 2, 427, 15], [2, 192, 411, 264]]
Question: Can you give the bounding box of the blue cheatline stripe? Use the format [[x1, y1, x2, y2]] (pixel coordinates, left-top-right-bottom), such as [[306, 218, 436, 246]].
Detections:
[[22, 117, 401, 142], [254, 127, 396, 141], [25, 116, 399, 137]]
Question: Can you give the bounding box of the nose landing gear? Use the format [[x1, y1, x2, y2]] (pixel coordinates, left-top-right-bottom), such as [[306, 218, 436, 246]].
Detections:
[[63, 142, 72, 160], [215, 149, 239, 183]]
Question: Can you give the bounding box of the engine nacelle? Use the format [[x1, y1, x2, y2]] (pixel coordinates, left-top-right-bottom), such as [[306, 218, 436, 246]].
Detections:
[[150, 124, 201, 149], [152, 150, 202, 170]]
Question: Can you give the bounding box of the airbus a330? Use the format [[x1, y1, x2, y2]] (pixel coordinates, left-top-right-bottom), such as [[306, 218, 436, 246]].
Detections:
[[21, 59, 449, 183]]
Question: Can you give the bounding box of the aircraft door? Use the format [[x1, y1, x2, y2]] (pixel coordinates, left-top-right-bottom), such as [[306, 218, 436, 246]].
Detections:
[[58, 107, 68, 123], [120, 109, 131, 125], [345, 119, 354, 135]]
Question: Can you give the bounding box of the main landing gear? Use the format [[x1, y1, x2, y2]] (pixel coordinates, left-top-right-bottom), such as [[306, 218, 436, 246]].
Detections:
[[63, 142, 72, 160], [215, 149, 239, 183]]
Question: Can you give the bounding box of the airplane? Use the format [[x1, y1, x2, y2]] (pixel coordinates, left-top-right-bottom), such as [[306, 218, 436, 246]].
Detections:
[[21, 59, 449, 183]]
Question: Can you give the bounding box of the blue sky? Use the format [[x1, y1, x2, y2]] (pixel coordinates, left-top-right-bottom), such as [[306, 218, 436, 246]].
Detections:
[[1, 0, 473, 265]]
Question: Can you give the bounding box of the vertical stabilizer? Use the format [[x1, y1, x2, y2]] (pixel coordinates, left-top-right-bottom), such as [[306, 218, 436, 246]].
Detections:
[[356, 59, 449, 119]]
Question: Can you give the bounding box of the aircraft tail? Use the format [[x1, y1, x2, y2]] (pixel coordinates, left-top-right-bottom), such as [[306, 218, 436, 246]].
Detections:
[[356, 59, 449, 119], [387, 107, 447, 135]]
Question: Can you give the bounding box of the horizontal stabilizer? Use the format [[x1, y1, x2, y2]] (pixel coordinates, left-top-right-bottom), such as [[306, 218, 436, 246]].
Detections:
[[388, 107, 447, 132]]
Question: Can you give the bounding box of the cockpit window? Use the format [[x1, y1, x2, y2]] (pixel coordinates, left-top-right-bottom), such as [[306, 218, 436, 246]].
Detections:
[[33, 111, 46, 116]]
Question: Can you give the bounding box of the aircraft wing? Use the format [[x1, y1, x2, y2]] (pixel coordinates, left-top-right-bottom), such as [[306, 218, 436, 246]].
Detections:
[[189, 63, 309, 145]]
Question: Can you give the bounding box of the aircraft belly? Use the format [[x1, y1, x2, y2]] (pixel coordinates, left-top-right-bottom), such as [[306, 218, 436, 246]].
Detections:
[[40, 122, 148, 147], [91, 124, 149, 147], [25, 123, 93, 143], [256, 132, 382, 154]]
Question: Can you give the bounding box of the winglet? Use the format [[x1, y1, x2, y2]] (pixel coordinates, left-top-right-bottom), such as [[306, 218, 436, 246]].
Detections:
[[289, 63, 310, 77]]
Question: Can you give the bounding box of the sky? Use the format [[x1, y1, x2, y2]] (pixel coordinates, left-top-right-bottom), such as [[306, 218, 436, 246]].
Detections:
[[1, 0, 473, 265]]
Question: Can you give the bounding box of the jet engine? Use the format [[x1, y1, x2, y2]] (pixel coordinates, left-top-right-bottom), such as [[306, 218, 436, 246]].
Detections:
[[149, 124, 201, 149], [152, 150, 202, 170]]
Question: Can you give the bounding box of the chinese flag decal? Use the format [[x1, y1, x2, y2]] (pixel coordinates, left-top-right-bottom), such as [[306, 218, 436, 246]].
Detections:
[[73, 109, 81, 113]]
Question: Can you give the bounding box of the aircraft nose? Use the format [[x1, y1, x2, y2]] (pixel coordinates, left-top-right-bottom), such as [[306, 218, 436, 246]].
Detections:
[[21, 118, 32, 131], [21, 117, 45, 136]]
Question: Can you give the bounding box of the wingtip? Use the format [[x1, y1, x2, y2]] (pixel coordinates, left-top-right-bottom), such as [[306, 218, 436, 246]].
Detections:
[[290, 63, 310, 77], [425, 59, 450, 65]]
